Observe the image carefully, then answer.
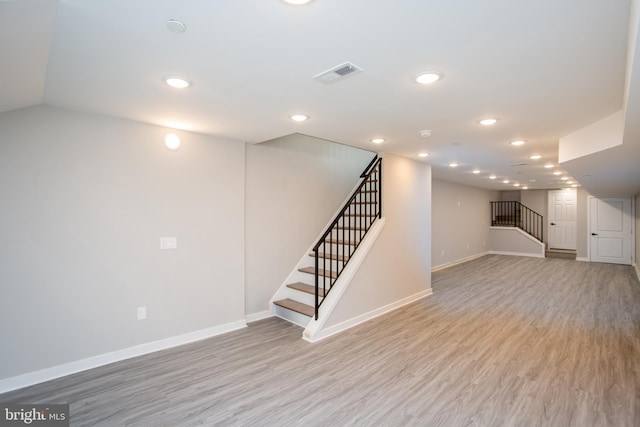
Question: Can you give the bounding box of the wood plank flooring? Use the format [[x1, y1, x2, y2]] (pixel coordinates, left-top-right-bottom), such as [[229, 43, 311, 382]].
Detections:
[[2, 255, 640, 426]]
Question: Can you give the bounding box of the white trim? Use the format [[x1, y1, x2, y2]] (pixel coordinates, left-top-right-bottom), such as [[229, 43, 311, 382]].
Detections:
[[0, 320, 247, 394], [576, 257, 589, 262], [489, 250, 545, 258], [245, 310, 273, 323], [432, 251, 489, 272], [635, 263, 640, 282], [303, 288, 432, 343]]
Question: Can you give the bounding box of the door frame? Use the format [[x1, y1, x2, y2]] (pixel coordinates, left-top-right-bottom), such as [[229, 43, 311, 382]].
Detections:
[[587, 195, 635, 265]]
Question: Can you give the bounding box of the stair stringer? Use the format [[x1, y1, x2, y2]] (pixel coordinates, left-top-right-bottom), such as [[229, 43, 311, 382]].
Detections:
[[302, 217, 386, 342]]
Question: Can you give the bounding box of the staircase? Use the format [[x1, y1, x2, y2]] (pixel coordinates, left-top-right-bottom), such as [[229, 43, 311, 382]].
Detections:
[[490, 201, 543, 243], [273, 156, 382, 327]]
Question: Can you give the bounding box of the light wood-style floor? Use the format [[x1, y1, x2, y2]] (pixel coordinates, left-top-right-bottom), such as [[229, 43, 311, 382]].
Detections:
[[2, 255, 640, 426]]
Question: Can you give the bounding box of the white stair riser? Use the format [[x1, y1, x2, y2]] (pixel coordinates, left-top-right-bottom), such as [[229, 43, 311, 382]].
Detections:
[[274, 305, 311, 327], [286, 288, 319, 307]]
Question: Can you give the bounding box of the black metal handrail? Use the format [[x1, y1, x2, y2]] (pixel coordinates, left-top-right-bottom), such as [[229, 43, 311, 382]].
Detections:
[[490, 201, 543, 242], [312, 156, 382, 320]]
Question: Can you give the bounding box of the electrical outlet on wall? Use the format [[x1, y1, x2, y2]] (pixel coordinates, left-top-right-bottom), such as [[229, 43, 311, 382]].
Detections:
[[160, 237, 177, 249], [137, 306, 147, 320]]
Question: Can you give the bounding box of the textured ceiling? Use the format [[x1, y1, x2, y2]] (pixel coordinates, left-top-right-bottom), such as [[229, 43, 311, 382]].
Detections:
[[1, 0, 639, 193]]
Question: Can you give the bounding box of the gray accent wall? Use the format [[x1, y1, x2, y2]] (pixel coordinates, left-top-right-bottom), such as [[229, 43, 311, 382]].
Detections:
[[244, 134, 374, 316], [0, 105, 246, 380], [432, 179, 499, 269], [323, 154, 432, 328]]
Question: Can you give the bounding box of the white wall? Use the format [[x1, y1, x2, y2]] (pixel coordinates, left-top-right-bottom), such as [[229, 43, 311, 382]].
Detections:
[[432, 179, 498, 269], [322, 154, 431, 328], [489, 228, 545, 257], [0, 105, 246, 381], [636, 191, 640, 277], [244, 134, 374, 316], [576, 187, 593, 260]]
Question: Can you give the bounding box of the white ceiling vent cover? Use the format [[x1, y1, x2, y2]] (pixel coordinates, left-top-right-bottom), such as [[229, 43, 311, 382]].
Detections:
[[313, 62, 362, 84]]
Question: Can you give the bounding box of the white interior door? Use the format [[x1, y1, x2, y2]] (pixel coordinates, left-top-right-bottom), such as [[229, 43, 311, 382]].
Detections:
[[547, 189, 577, 250], [589, 197, 633, 265]]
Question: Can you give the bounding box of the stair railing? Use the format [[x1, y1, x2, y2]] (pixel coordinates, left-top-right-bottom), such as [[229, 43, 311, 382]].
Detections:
[[490, 201, 543, 242], [312, 156, 382, 320]]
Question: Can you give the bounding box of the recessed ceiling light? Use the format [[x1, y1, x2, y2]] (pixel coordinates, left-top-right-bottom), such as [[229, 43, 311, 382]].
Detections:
[[418, 152, 429, 158], [479, 118, 499, 126], [510, 140, 526, 146], [164, 133, 181, 150], [503, 179, 510, 184], [553, 171, 562, 175], [544, 164, 554, 168], [166, 19, 187, 33], [561, 177, 569, 181], [523, 186, 529, 190], [415, 71, 443, 85], [448, 162, 459, 168], [566, 181, 574, 184], [290, 114, 309, 122], [514, 183, 520, 187], [163, 76, 191, 89], [419, 130, 432, 138], [529, 155, 542, 160], [282, 0, 314, 4], [371, 138, 385, 144], [489, 175, 497, 180], [571, 184, 578, 187], [472, 169, 481, 174]]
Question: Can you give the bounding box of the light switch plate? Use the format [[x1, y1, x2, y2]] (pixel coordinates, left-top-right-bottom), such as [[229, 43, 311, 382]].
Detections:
[[160, 237, 177, 249]]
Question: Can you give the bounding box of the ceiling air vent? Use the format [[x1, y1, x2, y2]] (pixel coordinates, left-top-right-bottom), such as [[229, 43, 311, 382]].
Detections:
[[313, 62, 362, 84]]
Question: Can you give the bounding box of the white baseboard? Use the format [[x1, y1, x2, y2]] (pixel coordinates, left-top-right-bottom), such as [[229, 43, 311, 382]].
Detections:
[[304, 288, 432, 343], [489, 250, 545, 258], [432, 252, 489, 272], [0, 320, 247, 394], [576, 257, 589, 262], [245, 310, 273, 323]]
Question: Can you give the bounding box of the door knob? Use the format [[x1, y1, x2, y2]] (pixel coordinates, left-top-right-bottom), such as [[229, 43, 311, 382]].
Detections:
[[550, 222, 556, 225], [591, 233, 599, 236]]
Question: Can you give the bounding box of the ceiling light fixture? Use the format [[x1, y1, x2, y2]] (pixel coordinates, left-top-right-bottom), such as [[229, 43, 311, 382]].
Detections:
[[163, 76, 191, 89], [472, 169, 481, 174], [290, 114, 309, 122], [544, 164, 554, 168], [561, 177, 569, 181], [489, 175, 497, 180], [523, 186, 529, 190], [479, 118, 499, 126], [419, 130, 432, 138], [503, 179, 510, 184], [371, 138, 385, 144], [282, 0, 314, 4], [418, 152, 429, 158], [514, 183, 520, 187], [529, 154, 542, 160], [448, 162, 459, 168], [164, 133, 181, 150], [553, 171, 562, 175], [415, 71, 443, 85], [510, 140, 526, 146], [166, 19, 187, 33]]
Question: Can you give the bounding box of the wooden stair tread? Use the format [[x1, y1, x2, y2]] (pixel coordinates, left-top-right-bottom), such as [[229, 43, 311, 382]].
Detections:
[[298, 266, 338, 279], [273, 298, 314, 317], [310, 252, 350, 262], [286, 282, 326, 297], [325, 238, 360, 245]]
